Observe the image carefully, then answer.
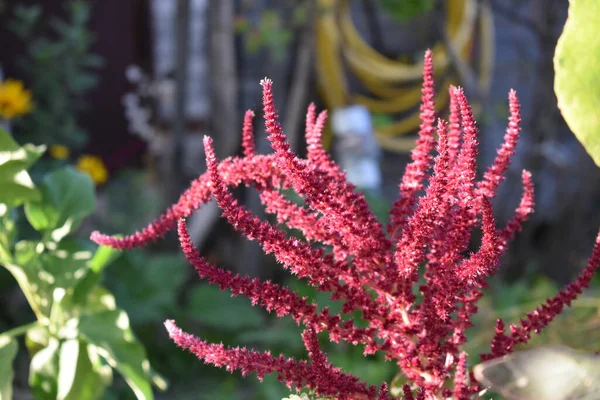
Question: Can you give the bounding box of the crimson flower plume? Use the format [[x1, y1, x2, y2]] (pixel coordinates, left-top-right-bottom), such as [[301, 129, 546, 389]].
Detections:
[[92, 50, 600, 399]]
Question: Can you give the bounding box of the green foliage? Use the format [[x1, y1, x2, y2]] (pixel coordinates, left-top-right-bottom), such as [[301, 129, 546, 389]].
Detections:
[[25, 167, 96, 242], [0, 129, 44, 207], [77, 310, 153, 399], [0, 336, 18, 400], [380, 0, 434, 23], [9, 1, 104, 149], [554, 0, 600, 166], [0, 129, 158, 399], [236, 2, 306, 61], [107, 250, 187, 325]]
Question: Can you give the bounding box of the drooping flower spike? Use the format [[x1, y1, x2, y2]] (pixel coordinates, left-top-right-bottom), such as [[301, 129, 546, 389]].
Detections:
[[92, 49, 600, 399]]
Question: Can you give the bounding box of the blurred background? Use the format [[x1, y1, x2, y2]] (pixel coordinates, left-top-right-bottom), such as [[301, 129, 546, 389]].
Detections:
[[1, 0, 600, 398]]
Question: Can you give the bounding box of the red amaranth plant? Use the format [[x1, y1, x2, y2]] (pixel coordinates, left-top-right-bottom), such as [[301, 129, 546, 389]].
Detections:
[[91, 50, 600, 399]]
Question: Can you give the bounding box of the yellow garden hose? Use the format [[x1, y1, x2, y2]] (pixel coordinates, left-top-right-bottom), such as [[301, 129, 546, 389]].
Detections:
[[315, 0, 495, 152], [338, 0, 475, 82]]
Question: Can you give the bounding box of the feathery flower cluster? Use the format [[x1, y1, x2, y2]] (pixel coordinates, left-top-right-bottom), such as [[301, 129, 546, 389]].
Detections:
[[91, 50, 600, 399]]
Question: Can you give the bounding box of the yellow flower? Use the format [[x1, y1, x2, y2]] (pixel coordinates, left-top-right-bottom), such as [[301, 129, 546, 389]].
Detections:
[[76, 154, 109, 185], [0, 79, 33, 120], [49, 145, 70, 160]]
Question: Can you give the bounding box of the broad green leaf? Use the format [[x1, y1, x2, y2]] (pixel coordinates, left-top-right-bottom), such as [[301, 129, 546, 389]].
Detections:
[[29, 337, 60, 399], [76, 310, 153, 400], [41, 241, 92, 290], [74, 286, 117, 315], [68, 284, 118, 325], [188, 284, 265, 331], [24, 166, 95, 241], [0, 128, 45, 207], [57, 339, 107, 400], [71, 271, 102, 307], [0, 335, 18, 400], [554, 0, 600, 166], [0, 129, 45, 174]]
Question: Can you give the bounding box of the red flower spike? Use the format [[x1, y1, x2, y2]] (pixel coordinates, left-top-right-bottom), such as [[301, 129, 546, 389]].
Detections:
[[377, 382, 389, 400], [305, 102, 316, 139], [476, 89, 521, 199], [203, 136, 382, 323], [452, 352, 470, 399], [241, 109, 256, 158], [306, 109, 329, 166], [259, 188, 350, 262], [90, 50, 600, 398], [90, 155, 283, 249], [395, 118, 450, 282], [165, 320, 373, 398], [499, 170, 535, 248], [177, 218, 377, 348], [485, 228, 600, 359], [447, 84, 462, 166], [455, 198, 501, 285], [452, 87, 479, 210], [388, 49, 437, 237], [260, 78, 391, 284], [403, 384, 415, 400]]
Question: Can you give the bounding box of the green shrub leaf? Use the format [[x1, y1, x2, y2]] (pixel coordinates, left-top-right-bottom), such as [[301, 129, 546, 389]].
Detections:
[[57, 339, 107, 400], [24, 166, 95, 241], [29, 337, 60, 399], [76, 310, 153, 400], [0, 335, 18, 400], [554, 0, 600, 166], [0, 128, 44, 207]]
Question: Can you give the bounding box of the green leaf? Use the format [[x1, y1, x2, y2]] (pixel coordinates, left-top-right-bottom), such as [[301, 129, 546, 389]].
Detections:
[[57, 339, 107, 400], [68, 285, 118, 320], [28, 333, 109, 400], [0, 130, 45, 175], [42, 243, 92, 290], [554, 0, 600, 166], [29, 337, 60, 399], [0, 128, 45, 207], [187, 284, 265, 331], [0, 335, 18, 400], [76, 310, 153, 400], [79, 286, 117, 314], [24, 166, 96, 241]]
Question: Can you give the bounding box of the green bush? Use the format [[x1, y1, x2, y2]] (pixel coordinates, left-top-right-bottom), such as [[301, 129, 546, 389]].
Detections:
[[0, 128, 160, 399]]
